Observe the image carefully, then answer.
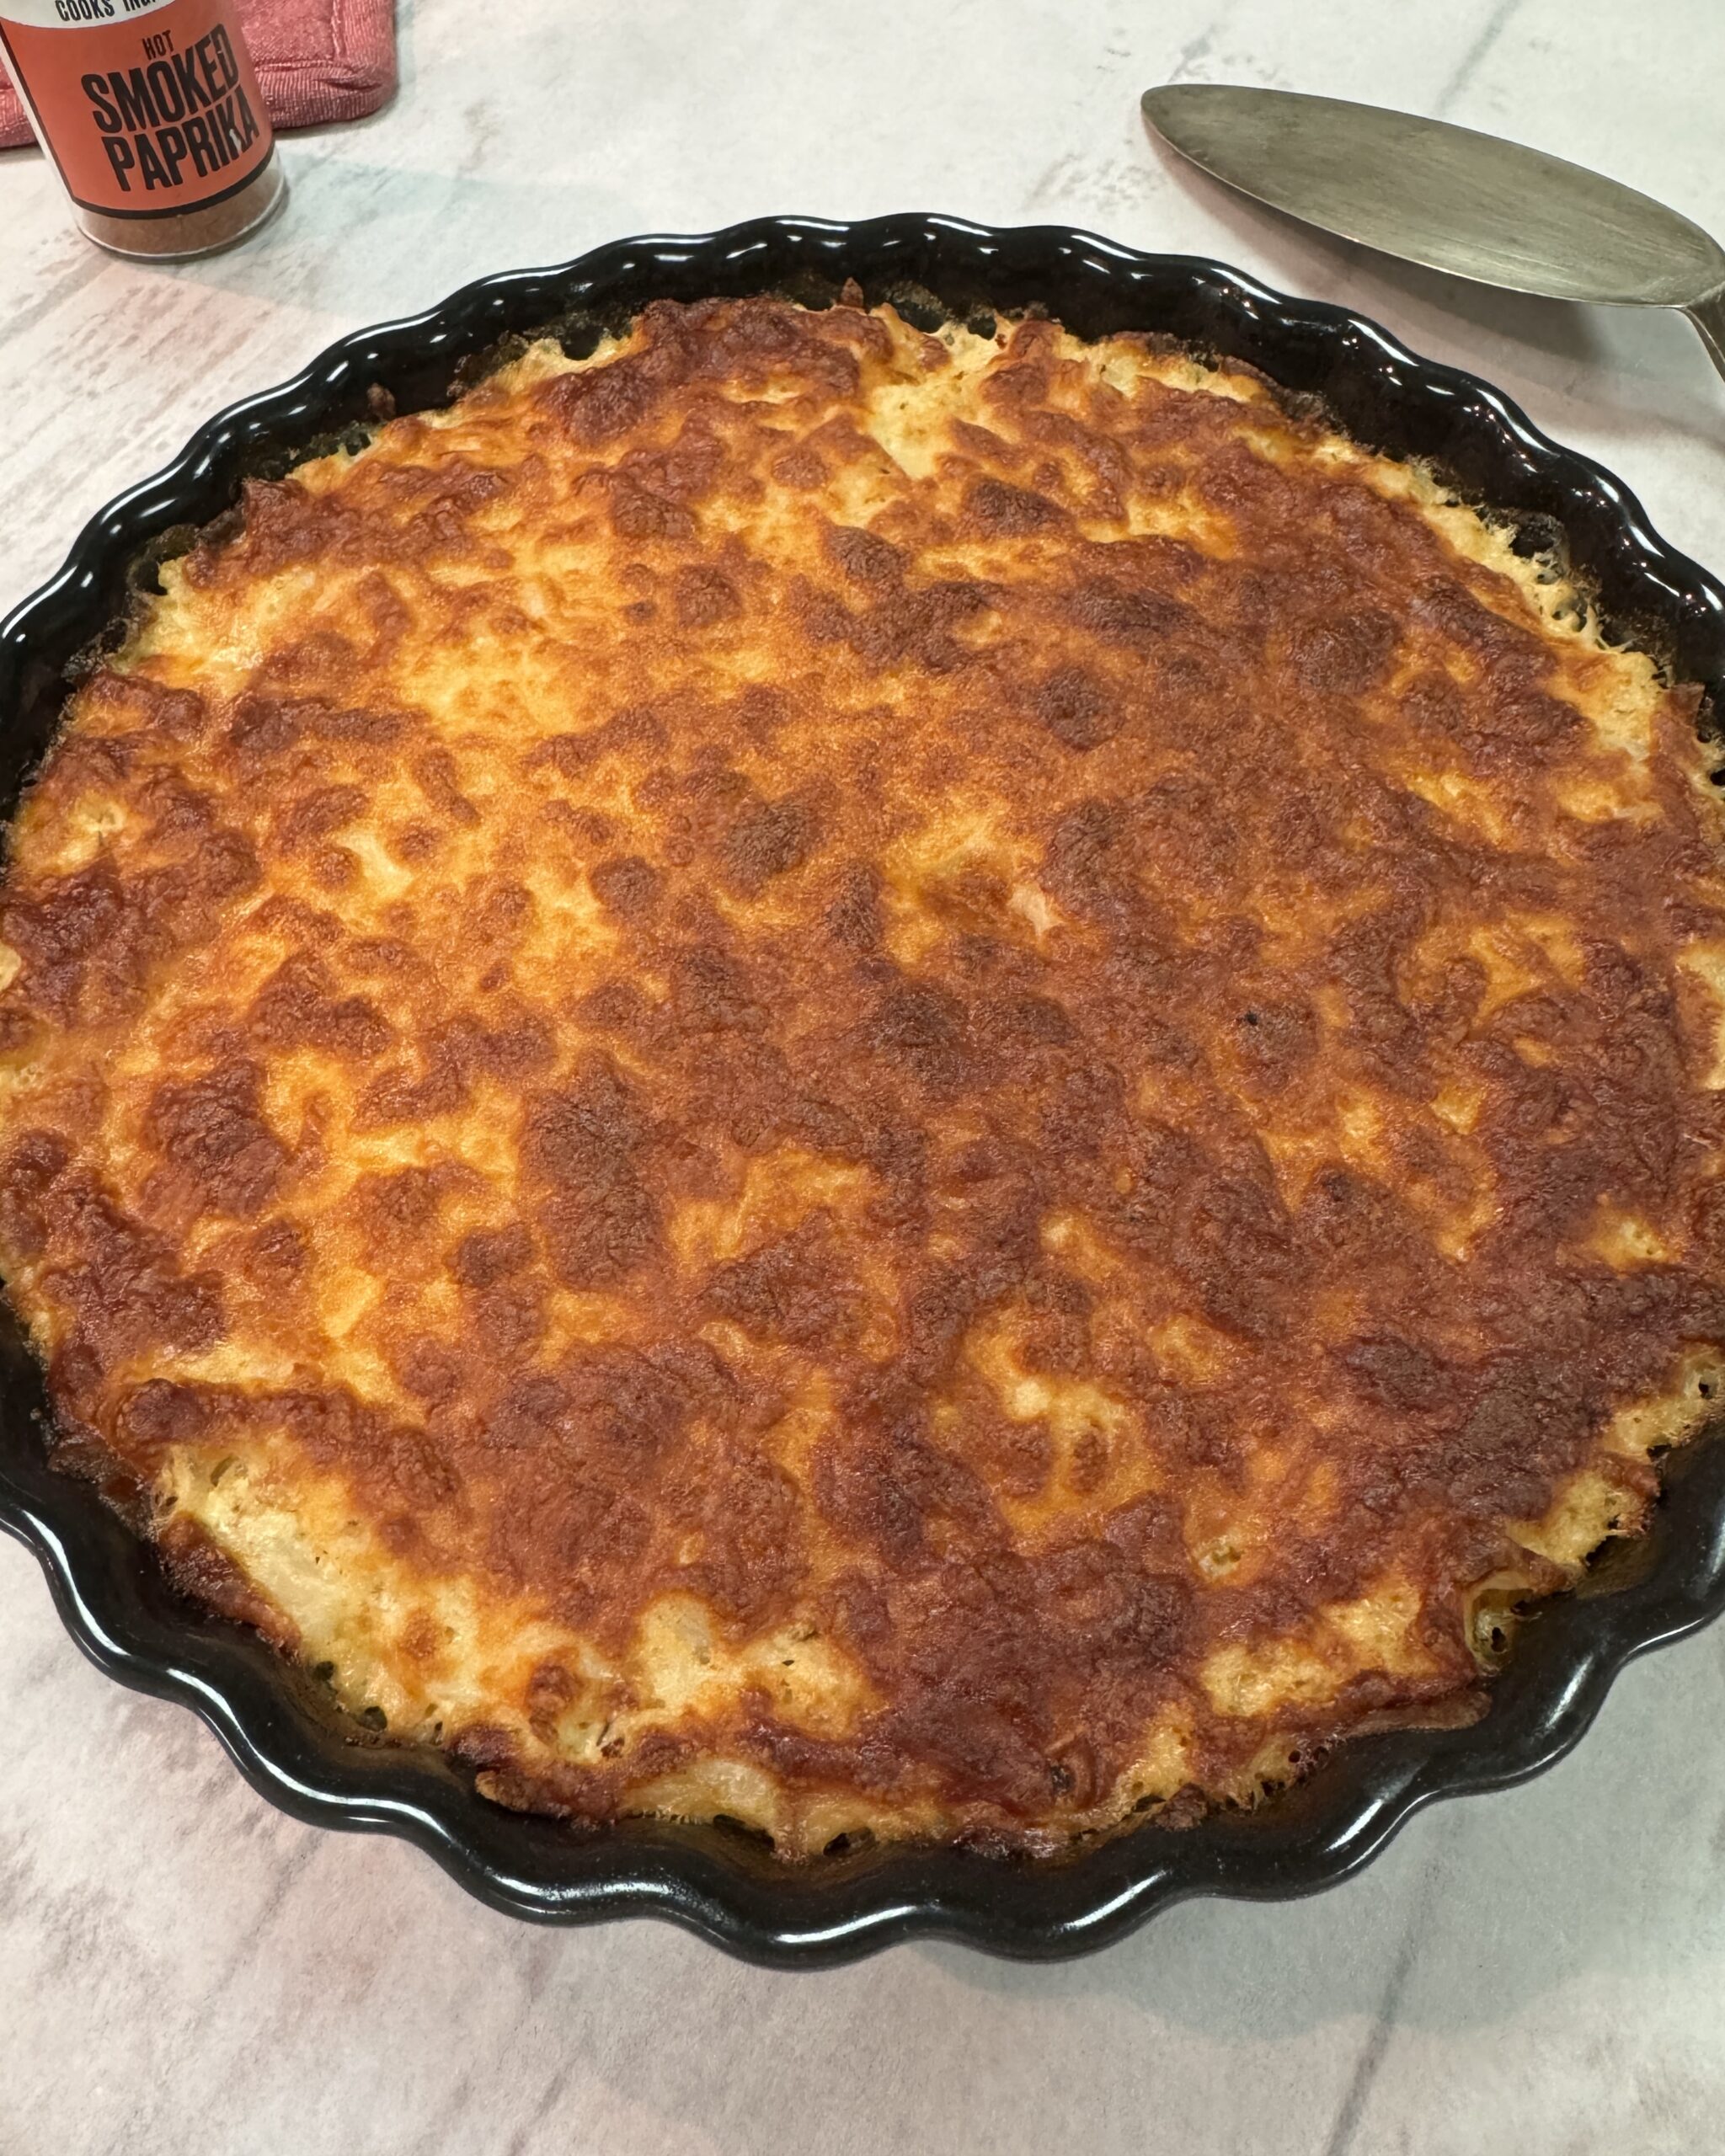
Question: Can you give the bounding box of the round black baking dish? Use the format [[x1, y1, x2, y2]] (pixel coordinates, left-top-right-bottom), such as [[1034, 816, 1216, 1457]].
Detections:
[[3, 214, 1724, 1968]]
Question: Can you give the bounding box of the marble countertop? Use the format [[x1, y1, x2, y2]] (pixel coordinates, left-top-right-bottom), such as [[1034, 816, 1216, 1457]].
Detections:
[[4, 3, 1725, 2149]]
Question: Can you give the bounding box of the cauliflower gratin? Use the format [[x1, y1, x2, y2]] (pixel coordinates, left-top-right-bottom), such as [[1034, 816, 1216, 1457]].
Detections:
[[3, 291, 1724, 1855]]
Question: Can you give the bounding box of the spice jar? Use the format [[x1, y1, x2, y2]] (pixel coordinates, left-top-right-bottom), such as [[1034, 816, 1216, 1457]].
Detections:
[[0, 0, 285, 259]]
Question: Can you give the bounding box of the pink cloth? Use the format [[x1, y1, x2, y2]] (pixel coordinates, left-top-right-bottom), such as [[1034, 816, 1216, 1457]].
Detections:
[[0, 0, 397, 151]]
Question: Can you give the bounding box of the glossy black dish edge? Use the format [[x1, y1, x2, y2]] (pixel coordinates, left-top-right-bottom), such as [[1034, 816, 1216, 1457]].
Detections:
[[3, 215, 1724, 1969]]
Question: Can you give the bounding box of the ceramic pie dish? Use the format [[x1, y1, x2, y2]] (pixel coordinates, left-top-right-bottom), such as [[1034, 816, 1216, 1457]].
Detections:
[[2, 213, 1723, 1966]]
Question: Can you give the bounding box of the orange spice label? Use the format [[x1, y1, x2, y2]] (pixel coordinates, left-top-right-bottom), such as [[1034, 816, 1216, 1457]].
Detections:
[[0, 0, 272, 218]]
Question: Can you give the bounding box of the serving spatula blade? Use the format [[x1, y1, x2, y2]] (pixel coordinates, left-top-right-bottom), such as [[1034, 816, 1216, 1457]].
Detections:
[[1142, 83, 1725, 380]]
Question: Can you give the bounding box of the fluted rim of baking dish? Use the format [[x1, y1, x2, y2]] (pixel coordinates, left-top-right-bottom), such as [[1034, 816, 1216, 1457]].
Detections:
[[3, 214, 1724, 1968]]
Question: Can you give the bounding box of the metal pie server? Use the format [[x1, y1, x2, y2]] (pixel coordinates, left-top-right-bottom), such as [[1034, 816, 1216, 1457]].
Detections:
[[1142, 84, 1725, 385]]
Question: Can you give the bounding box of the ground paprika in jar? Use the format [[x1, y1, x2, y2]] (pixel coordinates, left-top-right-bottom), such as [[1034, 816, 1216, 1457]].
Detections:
[[0, 0, 285, 258]]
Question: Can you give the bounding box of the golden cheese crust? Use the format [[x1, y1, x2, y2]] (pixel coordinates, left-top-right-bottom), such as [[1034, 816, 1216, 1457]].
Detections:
[[4, 293, 1725, 1856]]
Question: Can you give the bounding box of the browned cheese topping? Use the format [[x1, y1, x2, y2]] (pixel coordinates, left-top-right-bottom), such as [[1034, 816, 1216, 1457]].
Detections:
[[3, 295, 1724, 1854]]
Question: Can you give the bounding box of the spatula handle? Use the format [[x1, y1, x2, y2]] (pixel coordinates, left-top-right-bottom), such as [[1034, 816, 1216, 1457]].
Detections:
[[1688, 287, 1725, 385]]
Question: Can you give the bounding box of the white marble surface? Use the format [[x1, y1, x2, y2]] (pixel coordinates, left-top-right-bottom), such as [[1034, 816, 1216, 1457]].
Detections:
[[3, 3, 1725, 2149]]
